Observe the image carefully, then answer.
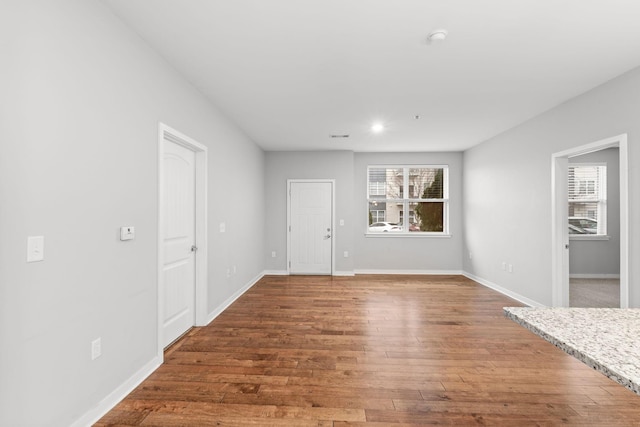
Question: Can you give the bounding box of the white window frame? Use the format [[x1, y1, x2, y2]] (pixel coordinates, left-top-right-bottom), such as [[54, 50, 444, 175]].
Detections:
[[568, 163, 607, 240], [366, 165, 450, 237]]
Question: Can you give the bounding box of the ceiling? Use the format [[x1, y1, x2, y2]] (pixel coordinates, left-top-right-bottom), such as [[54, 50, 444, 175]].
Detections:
[[102, 0, 640, 152]]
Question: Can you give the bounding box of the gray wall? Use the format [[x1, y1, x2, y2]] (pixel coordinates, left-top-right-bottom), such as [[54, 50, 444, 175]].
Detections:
[[354, 152, 463, 272], [5, 1, 640, 425], [264, 151, 463, 274], [264, 151, 355, 274], [463, 66, 640, 307], [0, 1, 264, 426], [569, 148, 620, 276]]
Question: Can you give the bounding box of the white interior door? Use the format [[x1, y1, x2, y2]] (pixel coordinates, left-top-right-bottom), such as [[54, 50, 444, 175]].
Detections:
[[162, 139, 196, 347], [289, 181, 333, 275]]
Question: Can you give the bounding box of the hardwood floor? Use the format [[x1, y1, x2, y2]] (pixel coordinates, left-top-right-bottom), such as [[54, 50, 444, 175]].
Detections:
[[95, 275, 640, 426]]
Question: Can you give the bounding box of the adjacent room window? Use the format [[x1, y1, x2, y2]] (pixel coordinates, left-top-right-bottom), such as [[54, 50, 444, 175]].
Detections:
[[367, 165, 449, 234], [568, 164, 606, 236]]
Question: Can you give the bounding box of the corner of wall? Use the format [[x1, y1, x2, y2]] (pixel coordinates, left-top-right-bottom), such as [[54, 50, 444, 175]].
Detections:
[[462, 271, 545, 307]]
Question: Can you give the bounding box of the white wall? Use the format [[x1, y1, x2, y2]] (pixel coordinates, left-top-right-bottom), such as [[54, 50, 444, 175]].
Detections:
[[463, 66, 640, 307], [0, 1, 264, 426], [264, 151, 355, 274], [354, 152, 463, 273], [569, 148, 620, 276]]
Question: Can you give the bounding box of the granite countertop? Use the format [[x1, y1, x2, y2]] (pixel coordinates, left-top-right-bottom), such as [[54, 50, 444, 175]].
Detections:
[[504, 307, 640, 395]]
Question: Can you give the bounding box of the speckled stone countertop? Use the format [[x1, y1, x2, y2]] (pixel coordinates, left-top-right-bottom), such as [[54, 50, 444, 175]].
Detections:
[[504, 307, 640, 395]]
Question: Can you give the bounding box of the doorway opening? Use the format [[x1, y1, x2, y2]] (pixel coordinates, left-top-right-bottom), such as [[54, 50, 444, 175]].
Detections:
[[158, 123, 208, 357], [568, 149, 620, 307], [551, 134, 628, 308]]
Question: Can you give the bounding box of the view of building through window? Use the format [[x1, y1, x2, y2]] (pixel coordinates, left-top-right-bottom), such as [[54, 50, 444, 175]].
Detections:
[[568, 164, 606, 235], [367, 166, 448, 233]]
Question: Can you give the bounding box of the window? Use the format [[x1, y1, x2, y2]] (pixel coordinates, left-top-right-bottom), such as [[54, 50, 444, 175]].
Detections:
[[368, 181, 386, 196], [367, 165, 449, 234], [370, 210, 385, 222], [568, 164, 606, 236]]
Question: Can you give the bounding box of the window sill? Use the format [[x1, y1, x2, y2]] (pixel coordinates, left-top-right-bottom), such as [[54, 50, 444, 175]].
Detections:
[[365, 232, 452, 238], [569, 235, 610, 241]]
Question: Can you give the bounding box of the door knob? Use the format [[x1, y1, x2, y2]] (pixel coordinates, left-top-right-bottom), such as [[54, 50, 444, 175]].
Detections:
[[324, 234, 331, 240]]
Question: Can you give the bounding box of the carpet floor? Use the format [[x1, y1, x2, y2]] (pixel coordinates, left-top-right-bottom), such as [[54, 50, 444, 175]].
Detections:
[[570, 278, 620, 308]]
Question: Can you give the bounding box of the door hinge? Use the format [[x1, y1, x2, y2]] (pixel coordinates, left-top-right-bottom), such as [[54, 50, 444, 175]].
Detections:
[[289, 225, 291, 232]]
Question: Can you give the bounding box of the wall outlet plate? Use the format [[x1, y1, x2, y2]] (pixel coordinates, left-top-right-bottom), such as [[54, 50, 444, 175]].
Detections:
[[120, 226, 135, 241], [27, 236, 45, 262]]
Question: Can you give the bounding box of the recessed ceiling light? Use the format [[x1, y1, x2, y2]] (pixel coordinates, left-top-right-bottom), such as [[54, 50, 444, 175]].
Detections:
[[371, 123, 384, 133], [427, 29, 448, 43]]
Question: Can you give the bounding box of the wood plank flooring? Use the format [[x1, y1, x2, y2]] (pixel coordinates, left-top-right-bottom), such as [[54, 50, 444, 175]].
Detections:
[[95, 275, 640, 426]]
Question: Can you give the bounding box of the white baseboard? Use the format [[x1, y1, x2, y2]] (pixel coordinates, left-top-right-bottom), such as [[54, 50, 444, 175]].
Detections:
[[71, 355, 162, 427], [204, 272, 264, 325], [264, 270, 356, 277], [263, 270, 289, 276], [333, 271, 355, 276], [569, 274, 620, 279], [354, 269, 463, 275], [462, 272, 545, 308]]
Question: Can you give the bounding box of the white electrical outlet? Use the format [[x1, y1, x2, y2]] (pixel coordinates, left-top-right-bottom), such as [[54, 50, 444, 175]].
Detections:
[[271, 251, 276, 258], [91, 337, 102, 360], [120, 226, 135, 241], [508, 264, 513, 273], [501, 262, 507, 271], [344, 251, 349, 258]]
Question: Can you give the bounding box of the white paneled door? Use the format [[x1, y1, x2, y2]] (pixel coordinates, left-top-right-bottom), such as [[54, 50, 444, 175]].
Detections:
[[162, 139, 196, 347], [289, 181, 333, 274]]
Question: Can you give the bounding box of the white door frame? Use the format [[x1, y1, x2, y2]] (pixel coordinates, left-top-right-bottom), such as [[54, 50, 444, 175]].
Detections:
[[551, 134, 628, 307], [158, 123, 208, 357], [287, 179, 335, 275]]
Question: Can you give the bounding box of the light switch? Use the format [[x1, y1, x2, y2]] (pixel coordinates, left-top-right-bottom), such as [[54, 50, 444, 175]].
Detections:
[[120, 226, 135, 241], [27, 236, 44, 262], [219, 222, 226, 233], [339, 219, 345, 226]]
